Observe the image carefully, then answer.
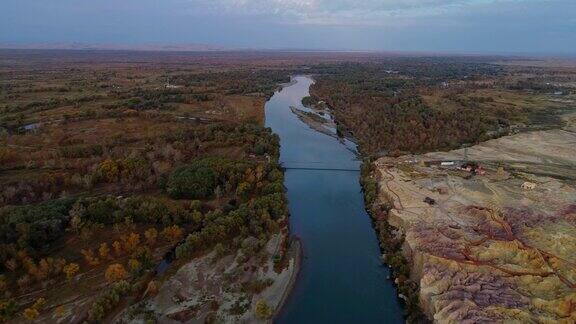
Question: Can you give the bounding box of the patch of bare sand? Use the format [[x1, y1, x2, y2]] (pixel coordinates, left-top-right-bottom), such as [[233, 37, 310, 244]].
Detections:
[[121, 234, 300, 323]]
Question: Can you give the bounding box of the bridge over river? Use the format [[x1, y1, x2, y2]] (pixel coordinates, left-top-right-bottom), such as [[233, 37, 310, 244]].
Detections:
[[281, 161, 361, 172]]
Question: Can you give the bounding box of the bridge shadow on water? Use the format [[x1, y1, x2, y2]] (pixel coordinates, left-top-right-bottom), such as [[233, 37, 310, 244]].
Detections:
[[281, 161, 361, 172]]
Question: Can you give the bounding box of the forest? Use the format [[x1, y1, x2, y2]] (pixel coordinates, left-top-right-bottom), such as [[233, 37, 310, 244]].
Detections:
[[305, 59, 574, 155], [0, 50, 291, 322]]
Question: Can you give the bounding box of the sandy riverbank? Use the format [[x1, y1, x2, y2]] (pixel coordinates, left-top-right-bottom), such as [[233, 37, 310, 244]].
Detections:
[[116, 232, 301, 323]]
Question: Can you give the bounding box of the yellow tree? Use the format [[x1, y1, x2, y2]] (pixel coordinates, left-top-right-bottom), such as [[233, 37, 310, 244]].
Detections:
[[122, 233, 140, 253], [32, 298, 46, 310], [128, 259, 140, 274], [23, 307, 39, 320], [22, 257, 38, 277], [23, 297, 46, 320], [98, 243, 110, 260], [63, 263, 80, 280], [105, 264, 127, 283], [245, 168, 256, 184], [254, 300, 272, 319], [98, 159, 120, 182]]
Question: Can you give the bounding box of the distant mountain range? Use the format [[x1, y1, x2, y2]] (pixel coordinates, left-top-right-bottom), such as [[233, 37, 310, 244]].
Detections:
[[0, 42, 229, 52]]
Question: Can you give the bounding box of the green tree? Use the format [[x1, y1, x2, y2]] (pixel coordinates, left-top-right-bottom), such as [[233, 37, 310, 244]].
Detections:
[[167, 165, 216, 199]]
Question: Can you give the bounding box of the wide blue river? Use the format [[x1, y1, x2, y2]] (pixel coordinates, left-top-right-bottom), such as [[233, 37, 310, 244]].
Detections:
[[266, 76, 403, 323]]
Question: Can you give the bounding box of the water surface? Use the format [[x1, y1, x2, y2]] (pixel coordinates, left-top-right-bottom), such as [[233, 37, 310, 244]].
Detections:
[[266, 76, 403, 323]]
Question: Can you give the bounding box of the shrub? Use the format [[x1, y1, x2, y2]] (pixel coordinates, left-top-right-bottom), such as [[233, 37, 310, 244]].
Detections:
[[0, 299, 18, 321], [254, 300, 272, 319], [88, 280, 131, 322]]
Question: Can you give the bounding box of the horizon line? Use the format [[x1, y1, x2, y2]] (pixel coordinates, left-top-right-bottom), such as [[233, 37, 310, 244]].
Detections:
[[0, 42, 574, 59]]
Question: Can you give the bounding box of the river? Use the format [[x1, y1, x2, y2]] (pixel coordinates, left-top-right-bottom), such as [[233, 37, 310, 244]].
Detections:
[[266, 76, 404, 323]]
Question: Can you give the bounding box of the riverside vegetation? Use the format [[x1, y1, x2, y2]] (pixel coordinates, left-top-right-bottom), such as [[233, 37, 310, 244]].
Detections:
[[0, 50, 294, 323]]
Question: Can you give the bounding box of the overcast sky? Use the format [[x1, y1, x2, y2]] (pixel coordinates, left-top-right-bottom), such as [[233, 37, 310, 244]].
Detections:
[[1, 0, 575, 54]]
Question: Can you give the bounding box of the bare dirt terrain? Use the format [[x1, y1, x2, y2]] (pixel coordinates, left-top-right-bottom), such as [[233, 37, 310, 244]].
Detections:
[[117, 235, 299, 323], [374, 116, 576, 322]]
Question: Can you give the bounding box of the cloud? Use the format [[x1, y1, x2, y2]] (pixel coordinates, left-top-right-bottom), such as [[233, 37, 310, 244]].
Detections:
[[182, 0, 548, 26], [1, 0, 571, 53]]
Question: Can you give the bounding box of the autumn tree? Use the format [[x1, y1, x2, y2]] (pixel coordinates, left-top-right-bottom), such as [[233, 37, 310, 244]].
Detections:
[[32, 298, 46, 311], [97, 159, 120, 182], [80, 249, 100, 266], [54, 305, 65, 318], [23, 308, 39, 320], [36, 257, 65, 280], [144, 228, 158, 246], [254, 300, 272, 319], [112, 241, 122, 256], [23, 297, 46, 320], [63, 263, 80, 280], [38, 259, 52, 279], [145, 280, 158, 297], [122, 233, 140, 253], [98, 243, 110, 260], [105, 264, 127, 282], [22, 257, 37, 278], [161, 225, 183, 243], [128, 259, 141, 275]]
